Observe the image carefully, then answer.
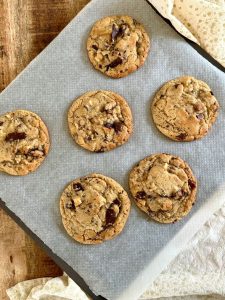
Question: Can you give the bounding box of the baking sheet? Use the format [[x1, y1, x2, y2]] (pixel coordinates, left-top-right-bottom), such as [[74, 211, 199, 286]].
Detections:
[[0, 0, 225, 299]]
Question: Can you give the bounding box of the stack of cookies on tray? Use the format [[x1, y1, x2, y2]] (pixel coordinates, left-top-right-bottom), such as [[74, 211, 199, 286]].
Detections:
[[0, 15, 219, 245]]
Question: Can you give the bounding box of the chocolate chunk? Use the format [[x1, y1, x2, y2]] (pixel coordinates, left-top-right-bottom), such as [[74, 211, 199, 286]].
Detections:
[[104, 121, 123, 133], [111, 24, 120, 42], [174, 84, 179, 88], [104, 122, 114, 129], [113, 198, 121, 206], [113, 121, 123, 133], [5, 132, 27, 142], [176, 133, 187, 140], [92, 45, 98, 50], [196, 113, 204, 120], [66, 201, 75, 210], [105, 208, 116, 226], [106, 57, 123, 70], [136, 191, 146, 199], [136, 41, 141, 49], [119, 24, 127, 35], [188, 179, 196, 189], [0, 121, 3, 126], [170, 192, 177, 198], [73, 183, 84, 192], [210, 91, 214, 95]]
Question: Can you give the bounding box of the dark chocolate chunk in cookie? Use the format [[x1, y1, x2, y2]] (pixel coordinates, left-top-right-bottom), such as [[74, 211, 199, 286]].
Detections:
[[5, 132, 27, 142]]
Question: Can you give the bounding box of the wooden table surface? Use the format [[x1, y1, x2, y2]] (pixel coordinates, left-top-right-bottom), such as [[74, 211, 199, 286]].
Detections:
[[0, 1, 90, 299]]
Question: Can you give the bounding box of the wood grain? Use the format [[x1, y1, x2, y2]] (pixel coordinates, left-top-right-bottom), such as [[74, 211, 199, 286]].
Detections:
[[0, 1, 90, 299]]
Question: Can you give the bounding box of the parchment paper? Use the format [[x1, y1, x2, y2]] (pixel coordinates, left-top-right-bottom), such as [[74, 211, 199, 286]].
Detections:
[[0, 0, 225, 299]]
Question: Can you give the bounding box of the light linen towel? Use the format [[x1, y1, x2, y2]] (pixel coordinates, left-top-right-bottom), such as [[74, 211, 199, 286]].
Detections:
[[147, 0, 225, 68]]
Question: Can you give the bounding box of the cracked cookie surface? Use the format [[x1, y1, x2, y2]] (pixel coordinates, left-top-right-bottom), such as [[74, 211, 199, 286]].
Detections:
[[60, 173, 131, 244], [151, 76, 219, 141], [129, 153, 197, 223], [0, 110, 50, 176], [68, 90, 133, 152], [87, 15, 150, 78]]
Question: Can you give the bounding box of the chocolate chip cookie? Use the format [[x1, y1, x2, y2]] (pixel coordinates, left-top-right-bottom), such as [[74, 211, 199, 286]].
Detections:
[[0, 110, 50, 176], [151, 76, 219, 141], [87, 16, 150, 78], [129, 153, 197, 223], [60, 173, 131, 244], [68, 90, 133, 152]]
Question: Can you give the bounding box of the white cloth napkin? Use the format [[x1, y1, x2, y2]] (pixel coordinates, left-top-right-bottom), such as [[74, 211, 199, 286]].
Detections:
[[147, 0, 225, 68], [6, 1, 225, 299]]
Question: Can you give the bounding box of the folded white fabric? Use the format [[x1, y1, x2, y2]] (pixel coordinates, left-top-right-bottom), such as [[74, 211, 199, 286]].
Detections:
[[147, 0, 225, 68], [6, 274, 89, 300]]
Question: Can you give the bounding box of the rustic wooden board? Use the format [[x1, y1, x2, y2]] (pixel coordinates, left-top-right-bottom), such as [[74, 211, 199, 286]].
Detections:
[[0, 1, 90, 299]]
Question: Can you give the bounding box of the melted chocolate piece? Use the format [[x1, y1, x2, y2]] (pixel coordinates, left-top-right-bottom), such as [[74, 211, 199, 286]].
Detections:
[[113, 121, 123, 133], [210, 91, 214, 95], [188, 179, 196, 189], [113, 198, 121, 206], [66, 201, 75, 210], [106, 57, 123, 70], [5, 132, 27, 142], [104, 122, 114, 129], [111, 24, 120, 42], [0, 121, 3, 126], [92, 45, 98, 50], [104, 121, 123, 133], [176, 133, 187, 140], [73, 183, 84, 192], [105, 208, 117, 226], [118, 24, 127, 36]]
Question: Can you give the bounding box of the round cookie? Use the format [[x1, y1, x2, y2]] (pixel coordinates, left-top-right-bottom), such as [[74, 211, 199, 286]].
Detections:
[[60, 173, 131, 244], [151, 76, 219, 141], [68, 90, 133, 152], [0, 110, 50, 176], [87, 15, 150, 78], [129, 153, 197, 223]]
